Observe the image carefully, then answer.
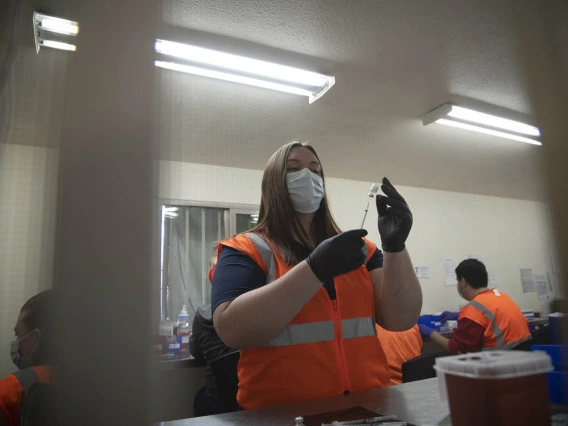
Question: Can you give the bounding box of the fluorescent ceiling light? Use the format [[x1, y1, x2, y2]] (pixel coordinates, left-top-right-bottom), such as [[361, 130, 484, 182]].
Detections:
[[436, 119, 542, 146], [155, 61, 313, 97], [41, 40, 76, 51], [154, 39, 335, 103], [36, 13, 79, 35], [33, 12, 79, 53], [423, 103, 541, 146], [447, 106, 540, 137]]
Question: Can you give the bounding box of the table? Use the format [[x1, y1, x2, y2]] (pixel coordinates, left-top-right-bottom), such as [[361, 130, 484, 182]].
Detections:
[[421, 317, 550, 354], [528, 318, 549, 328], [156, 355, 206, 370], [157, 378, 451, 426]]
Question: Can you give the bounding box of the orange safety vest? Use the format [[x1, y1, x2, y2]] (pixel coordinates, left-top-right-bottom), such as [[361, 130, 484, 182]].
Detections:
[[376, 324, 422, 385], [459, 289, 531, 350], [0, 366, 51, 426], [218, 232, 390, 410]]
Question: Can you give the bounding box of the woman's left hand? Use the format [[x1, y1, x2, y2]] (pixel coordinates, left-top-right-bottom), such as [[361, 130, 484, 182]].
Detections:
[[376, 177, 413, 253]]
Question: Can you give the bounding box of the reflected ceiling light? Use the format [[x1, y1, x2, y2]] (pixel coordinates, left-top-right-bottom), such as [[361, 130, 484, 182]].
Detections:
[[154, 39, 335, 103], [41, 40, 76, 51], [423, 103, 541, 146], [33, 12, 79, 53]]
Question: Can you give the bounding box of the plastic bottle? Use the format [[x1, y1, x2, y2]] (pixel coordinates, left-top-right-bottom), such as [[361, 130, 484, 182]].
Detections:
[[177, 305, 190, 355]]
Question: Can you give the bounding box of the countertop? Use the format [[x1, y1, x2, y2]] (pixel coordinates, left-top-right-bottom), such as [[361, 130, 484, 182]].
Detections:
[[422, 317, 549, 343], [155, 355, 206, 370], [156, 378, 452, 426]]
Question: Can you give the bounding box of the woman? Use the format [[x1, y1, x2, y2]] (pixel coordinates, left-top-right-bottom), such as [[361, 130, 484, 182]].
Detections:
[[211, 141, 422, 410], [0, 290, 53, 426]]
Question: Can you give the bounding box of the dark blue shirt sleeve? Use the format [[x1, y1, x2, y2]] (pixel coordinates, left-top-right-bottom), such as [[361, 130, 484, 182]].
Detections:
[[366, 247, 384, 272], [211, 246, 266, 314]]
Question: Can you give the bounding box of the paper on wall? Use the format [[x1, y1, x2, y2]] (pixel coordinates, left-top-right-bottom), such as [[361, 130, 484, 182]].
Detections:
[[414, 265, 431, 278], [488, 269, 501, 290], [535, 274, 550, 300], [520, 267, 536, 293], [444, 257, 458, 286]]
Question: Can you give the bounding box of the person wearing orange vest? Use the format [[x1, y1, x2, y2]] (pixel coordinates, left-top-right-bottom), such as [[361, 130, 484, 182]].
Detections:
[[419, 259, 531, 354], [0, 290, 53, 426], [211, 141, 423, 410], [376, 324, 423, 385]]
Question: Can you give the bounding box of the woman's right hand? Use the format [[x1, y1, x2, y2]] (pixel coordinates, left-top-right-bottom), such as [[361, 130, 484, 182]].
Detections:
[[306, 229, 368, 282]]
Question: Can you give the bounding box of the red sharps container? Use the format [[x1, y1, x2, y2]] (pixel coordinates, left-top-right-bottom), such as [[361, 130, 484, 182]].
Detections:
[[434, 351, 553, 426]]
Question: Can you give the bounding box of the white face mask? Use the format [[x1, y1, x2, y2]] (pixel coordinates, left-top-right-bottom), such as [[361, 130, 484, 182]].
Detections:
[[10, 330, 37, 370], [457, 280, 465, 299], [286, 168, 325, 213]]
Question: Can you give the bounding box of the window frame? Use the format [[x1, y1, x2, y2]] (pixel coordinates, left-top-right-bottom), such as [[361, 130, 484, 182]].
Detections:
[[156, 199, 259, 322]]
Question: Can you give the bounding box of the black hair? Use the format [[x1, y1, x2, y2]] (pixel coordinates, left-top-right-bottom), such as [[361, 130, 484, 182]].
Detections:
[[455, 259, 488, 289], [20, 289, 54, 365]]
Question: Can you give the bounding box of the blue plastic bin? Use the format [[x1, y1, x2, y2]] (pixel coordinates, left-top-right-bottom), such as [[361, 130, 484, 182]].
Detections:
[[532, 345, 568, 372], [418, 314, 432, 325], [418, 314, 442, 332], [549, 315, 568, 345], [532, 345, 568, 404], [547, 371, 568, 404]]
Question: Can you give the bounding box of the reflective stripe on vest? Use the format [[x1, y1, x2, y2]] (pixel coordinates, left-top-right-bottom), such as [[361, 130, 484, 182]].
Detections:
[[342, 317, 376, 340], [468, 300, 532, 350], [244, 232, 370, 286], [13, 368, 40, 394], [245, 232, 276, 284], [265, 317, 376, 347]]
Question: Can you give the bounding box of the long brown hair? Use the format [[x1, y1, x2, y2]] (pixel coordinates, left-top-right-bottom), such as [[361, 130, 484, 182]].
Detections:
[[249, 141, 341, 264]]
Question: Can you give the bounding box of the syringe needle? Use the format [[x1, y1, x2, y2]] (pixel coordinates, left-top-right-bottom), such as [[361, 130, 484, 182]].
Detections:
[[360, 183, 378, 229], [360, 199, 370, 229]]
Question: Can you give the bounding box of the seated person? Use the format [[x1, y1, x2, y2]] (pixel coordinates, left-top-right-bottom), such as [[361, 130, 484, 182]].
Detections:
[[419, 259, 531, 354], [189, 256, 236, 416], [376, 324, 423, 385], [1, 290, 53, 426]]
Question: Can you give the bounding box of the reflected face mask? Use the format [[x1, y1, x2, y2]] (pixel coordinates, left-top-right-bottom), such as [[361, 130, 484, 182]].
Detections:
[[10, 330, 36, 370]]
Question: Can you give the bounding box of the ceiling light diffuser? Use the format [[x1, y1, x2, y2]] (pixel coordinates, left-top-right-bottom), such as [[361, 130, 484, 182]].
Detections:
[[423, 103, 541, 146], [36, 13, 79, 35], [154, 39, 335, 103], [33, 11, 79, 53], [40, 40, 76, 51]]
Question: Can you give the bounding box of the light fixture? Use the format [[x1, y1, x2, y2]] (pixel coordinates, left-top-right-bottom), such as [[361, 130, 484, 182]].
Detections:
[[154, 39, 335, 103], [33, 12, 79, 53], [423, 103, 541, 146]]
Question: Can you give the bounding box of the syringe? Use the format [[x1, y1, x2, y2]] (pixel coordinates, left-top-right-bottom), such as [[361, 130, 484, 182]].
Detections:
[[360, 183, 380, 229]]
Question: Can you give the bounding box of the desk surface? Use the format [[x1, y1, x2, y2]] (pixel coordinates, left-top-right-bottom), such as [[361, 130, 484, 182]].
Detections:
[[155, 355, 206, 370], [422, 317, 549, 343], [158, 378, 451, 426]]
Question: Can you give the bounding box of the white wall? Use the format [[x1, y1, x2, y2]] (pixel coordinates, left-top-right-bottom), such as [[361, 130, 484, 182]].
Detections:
[[0, 144, 59, 377], [160, 160, 558, 315]]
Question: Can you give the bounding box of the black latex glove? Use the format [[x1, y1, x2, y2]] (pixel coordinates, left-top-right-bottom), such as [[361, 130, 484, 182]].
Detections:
[[376, 177, 413, 253], [306, 229, 368, 283]]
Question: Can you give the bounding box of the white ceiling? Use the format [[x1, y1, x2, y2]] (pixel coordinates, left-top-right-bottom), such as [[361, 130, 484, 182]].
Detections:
[[2, 0, 552, 201], [158, 0, 547, 201]]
